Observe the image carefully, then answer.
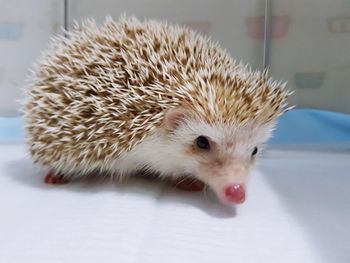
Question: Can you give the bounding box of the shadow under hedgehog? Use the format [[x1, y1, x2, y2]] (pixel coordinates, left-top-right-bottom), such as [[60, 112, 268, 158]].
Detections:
[[23, 15, 292, 205]]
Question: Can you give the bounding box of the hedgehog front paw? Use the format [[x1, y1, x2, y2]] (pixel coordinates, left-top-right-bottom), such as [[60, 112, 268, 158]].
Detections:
[[172, 176, 204, 192], [44, 170, 67, 184]]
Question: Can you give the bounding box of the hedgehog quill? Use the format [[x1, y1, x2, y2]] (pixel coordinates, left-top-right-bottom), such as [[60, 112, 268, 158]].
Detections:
[[23, 16, 292, 204]]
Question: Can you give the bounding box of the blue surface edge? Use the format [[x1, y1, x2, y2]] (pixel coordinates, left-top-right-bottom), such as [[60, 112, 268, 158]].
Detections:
[[269, 109, 350, 144], [1, 109, 350, 144]]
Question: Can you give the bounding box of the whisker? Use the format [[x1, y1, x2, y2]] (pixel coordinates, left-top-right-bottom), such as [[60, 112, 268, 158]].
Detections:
[[203, 184, 209, 200], [173, 177, 188, 188]]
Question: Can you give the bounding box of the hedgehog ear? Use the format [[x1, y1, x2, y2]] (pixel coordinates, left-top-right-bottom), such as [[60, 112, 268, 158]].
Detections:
[[164, 108, 187, 131]]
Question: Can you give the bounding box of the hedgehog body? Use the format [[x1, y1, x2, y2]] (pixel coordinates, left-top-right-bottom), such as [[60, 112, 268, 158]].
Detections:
[[24, 16, 291, 204]]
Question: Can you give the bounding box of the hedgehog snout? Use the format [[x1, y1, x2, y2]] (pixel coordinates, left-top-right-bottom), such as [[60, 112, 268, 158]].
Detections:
[[197, 161, 249, 205], [224, 184, 246, 204]]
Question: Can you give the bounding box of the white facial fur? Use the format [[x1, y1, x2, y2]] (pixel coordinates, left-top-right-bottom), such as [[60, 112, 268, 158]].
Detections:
[[111, 115, 275, 203], [167, 118, 275, 202], [109, 129, 198, 178]]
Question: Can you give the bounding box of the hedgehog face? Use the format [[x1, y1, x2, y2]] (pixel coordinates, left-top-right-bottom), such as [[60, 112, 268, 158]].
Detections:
[[165, 108, 275, 204]]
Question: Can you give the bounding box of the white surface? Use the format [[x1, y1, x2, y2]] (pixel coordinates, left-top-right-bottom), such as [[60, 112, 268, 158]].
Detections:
[[0, 143, 349, 263]]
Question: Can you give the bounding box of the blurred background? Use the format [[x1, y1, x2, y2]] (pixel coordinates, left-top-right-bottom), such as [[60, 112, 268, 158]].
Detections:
[[0, 0, 349, 116]]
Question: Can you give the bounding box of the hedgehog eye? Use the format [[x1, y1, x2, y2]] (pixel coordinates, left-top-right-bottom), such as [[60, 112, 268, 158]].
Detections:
[[196, 136, 210, 150], [252, 147, 258, 156]]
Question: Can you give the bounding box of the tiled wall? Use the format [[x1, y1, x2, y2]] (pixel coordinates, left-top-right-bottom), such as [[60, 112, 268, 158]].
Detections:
[[0, 0, 349, 116], [268, 0, 350, 113], [0, 0, 63, 116]]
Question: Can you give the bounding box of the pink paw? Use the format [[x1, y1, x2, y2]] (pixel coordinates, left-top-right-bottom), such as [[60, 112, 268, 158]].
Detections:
[[173, 177, 205, 192], [44, 170, 67, 184]]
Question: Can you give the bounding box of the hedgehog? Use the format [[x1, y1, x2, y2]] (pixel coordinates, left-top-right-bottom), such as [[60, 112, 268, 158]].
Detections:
[[23, 15, 292, 205]]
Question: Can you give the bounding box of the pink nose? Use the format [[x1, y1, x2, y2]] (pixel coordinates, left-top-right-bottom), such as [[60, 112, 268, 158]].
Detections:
[[224, 184, 246, 204]]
